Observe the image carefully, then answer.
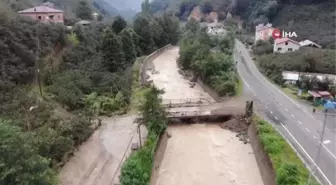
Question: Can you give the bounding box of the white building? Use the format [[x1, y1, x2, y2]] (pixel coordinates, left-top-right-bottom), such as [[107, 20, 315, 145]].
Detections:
[[273, 37, 300, 53], [299, 39, 322, 48], [255, 23, 274, 42], [282, 71, 336, 84]]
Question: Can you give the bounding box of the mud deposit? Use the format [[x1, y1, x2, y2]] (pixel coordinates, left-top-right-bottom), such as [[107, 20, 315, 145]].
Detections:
[[149, 46, 264, 185], [151, 124, 264, 185]]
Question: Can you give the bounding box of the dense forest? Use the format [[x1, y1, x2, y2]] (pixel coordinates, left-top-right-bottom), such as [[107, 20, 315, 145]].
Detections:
[[149, 0, 335, 47], [0, 0, 179, 184]]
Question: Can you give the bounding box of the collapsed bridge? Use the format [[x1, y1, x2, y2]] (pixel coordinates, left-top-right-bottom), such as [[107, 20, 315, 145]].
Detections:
[[135, 98, 253, 123]]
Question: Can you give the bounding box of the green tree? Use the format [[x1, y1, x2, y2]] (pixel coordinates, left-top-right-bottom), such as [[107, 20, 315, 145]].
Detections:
[[0, 120, 57, 185], [133, 15, 155, 54], [157, 13, 180, 45], [139, 86, 166, 134], [101, 28, 126, 72], [112, 16, 127, 34], [185, 18, 199, 33], [119, 28, 137, 65], [150, 18, 166, 48], [76, 1, 93, 20]]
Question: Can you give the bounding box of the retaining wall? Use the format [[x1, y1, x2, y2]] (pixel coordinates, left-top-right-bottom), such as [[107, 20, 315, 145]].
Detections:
[[150, 131, 169, 185], [139, 44, 172, 86], [248, 121, 277, 185]]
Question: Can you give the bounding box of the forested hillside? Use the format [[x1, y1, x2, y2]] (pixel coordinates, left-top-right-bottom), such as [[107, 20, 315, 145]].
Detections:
[[149, 0, 335, 46], [0, 1, 179, 184], [4, 0, 134, 20]]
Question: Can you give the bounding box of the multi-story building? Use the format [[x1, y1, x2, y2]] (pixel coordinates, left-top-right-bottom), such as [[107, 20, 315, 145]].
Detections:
[[18, 2, 64, 24], [255, 23, 274, 42]]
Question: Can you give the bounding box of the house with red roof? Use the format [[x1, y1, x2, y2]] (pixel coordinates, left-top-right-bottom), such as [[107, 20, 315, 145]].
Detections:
[[273, 37, 300, 53], [18, 2, 64, 24], [255, 23, 274, 42]]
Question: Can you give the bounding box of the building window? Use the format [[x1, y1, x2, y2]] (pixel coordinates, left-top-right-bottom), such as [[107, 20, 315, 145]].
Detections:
[[288, 48, 293, 51], [277, 47, 282, 51], [49, 15, 54, 19], [285, 42, 288, 45], [38, 16, 42, 20]]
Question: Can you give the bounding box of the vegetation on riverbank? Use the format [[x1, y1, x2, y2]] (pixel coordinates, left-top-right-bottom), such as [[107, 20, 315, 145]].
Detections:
[[253, 115, 318, 185], [0, 1, 180, 184], [178, 19, 239, 96], [252, 41, 336, 96], [119, 86, 167, 185]]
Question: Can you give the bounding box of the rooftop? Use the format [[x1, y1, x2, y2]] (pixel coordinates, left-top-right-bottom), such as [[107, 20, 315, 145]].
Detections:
[[75, 20, 91, 25], [18, 5, 63, 13], [274, 37, 299, 45], [256, 23, 273, 31], [299, 39, 322, 48]]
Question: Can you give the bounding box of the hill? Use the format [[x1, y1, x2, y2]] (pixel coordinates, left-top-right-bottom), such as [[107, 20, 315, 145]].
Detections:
[[148, 0, 335, 46], [4, 0, 136, 20], [272, 1, 335, 47]]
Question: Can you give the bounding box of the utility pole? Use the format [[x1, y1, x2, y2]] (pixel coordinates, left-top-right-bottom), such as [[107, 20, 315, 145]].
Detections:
[[307, 109, 328, 185], [35, 10, 42, 96], [138, 123, 142, 147]]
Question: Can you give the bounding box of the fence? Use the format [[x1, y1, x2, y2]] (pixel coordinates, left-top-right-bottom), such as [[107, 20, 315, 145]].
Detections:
[[139, 44, 172, 86]]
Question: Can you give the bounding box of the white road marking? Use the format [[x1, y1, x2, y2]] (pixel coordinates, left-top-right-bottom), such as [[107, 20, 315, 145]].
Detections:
[[280, 123, 332, 185], [323, 140, 331, 144], [305, 128, 310, 132], [240, 77, 250, 88], [270, 111, 273, 114], [314, 136, 317, 139], [291, 114, 295, 118], [323, 145, 336, 161], [298, 121, 303, 125], [239, 42, 301, 108], [285, 108, 288, 112], [275, 117, 278, 120], [237, 42, 336, 177]]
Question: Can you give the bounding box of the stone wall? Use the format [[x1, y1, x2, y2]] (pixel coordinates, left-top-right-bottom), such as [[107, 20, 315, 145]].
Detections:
[[139, 44, 172, 86], [150, 131, 169, 185], [248, 122, 277, 185]]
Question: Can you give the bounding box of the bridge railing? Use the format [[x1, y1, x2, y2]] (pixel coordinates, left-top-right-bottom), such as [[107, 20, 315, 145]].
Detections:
[[162, 98, 212, 106], [167, 110, 212, 117]]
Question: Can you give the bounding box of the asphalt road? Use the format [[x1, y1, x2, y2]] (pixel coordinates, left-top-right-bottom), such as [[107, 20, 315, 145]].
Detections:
[[234, 39, 336, 185]]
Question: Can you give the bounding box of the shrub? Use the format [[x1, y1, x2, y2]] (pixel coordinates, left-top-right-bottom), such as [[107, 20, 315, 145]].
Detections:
[[260, 134, 283, 154], [276, 163, 299, 185], [252, 40, 273, 55], [253, 115, 318, 185], [120, 133, 157, 185], [0, 120, 57, 185]]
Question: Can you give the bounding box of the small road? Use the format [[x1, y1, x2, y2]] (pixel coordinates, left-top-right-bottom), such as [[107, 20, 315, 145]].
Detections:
[[235, 39, 336, 185]]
